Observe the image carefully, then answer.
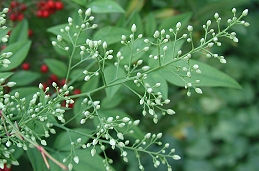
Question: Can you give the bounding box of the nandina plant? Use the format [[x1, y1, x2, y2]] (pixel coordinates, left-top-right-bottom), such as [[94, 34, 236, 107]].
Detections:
[[0, 1, 249, 171]]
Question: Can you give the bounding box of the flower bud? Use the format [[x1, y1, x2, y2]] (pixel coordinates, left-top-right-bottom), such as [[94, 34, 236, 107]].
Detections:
[[131, 24, 137, 32]]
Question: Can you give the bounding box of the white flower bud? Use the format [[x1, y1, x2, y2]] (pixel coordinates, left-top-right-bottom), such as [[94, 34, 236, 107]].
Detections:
[[7, 82, 16, 87], [117, 133, 124, 140], [131, 24, 137, 32], [51, 41, 57, 46], [166, 109, 175, 115], [73, 156, 79, 164], [121, 35, 126, 41], [133, 120, 140, 125], [68, 17, 73, 23], [99, 41, 106, 49], [187, 25, 193, 32], [232, 8, 236, 13], [153, 30, 160, 38], [41, 140, 47, 146], [157, 133, 162, 138], [176, 22, 181, 29], [90, 149, 97, 158], [172, 155, 181, 160], [109, 139, 116, 146], [3, 8, 9, 13], [214, 13, 219, 19], [78, 9, 83, 15], [57, 35, 62, 42], [195, 88, 203, 94], [85, 8, 91, 16], [137, 60, 143, 65], [206, 20, 211, 26], [122, 117, 130, 122], [142, 66, 150, 71], [143, 47, 149, 51], [220, 58, 227, 64]]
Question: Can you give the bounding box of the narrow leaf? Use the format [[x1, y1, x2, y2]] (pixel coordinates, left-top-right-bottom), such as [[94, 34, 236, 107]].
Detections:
[[159, 12, 192, 31], [44, 58, 67, 78], [89, 0, 125, 13], [0, 41, 32, 71], [53, 128, 92, 151], [104, 65, 126, 99], [9, 71, 41, 86], [162, 59, 242, 89], [8, 19, 29, 44], [145, 13, 157, 37], [93, 26, 131, 45]]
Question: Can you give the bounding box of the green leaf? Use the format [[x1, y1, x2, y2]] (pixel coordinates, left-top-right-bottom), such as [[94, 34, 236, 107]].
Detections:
[[101, 93, 123, 109], [98, 109, 144, 139], [145, 13, 157, 37], [0, 28, 10, 39], [8, 19, 29, 44], [120, 38, 150, 65], [44, 58, 67, 78], [88, 0, 125, 13], [0, 40, 31, 71], [53, 128, 92, 151], [9, 71, 41, 86], [159, 12, 192, 31], [9, 87, 39, 100], [27, 148, 48, 171], [0, 72, 14, 80], [47, 24, 70, 42], [104, 65, 126, 99], [81, 75, 99, 93], [93, 26, 131, 45], [162, 59, 242, 89], [72, 0, 87, 6]]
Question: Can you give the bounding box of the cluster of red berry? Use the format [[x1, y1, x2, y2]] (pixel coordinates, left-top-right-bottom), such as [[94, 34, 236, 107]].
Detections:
[[21, 63, 80, 108], [7, 0, 64, 21], [36, 0, 64, 18], [8, 1, 27, 21]]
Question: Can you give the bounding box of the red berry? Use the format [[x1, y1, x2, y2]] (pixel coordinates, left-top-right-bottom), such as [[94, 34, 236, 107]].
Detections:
[[59, 78, 66, 86], [68, 100, 75, 108], [55, 1, 63, 10], [9, 13, 17, 21], [40, 64, 48, 73], [28, 29, 33, 37], [17, 13, 24, 21], [42, 10, 49, 18], [22, 63, 30, 70], [36, 10, 43, 17], [10, 1, 19, 8], [50, 74, 58, 82], [20, 4, 27, 11], [47, 0, 55, 9], [73, 89, 81, 95]]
